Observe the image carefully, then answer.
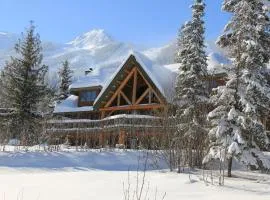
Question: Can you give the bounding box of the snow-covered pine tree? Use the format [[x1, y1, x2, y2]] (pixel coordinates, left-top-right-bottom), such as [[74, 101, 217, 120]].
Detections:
[[174, 0, 209, 168], [0, 71, 8, 108], [205, 0, 270, 176], [1, 22, 48, 145], [57, 60, 73, 101], [174, 24, 186, 64]]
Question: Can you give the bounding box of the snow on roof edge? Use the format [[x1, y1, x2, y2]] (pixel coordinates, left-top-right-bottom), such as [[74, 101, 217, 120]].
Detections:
[[93, 52, 132, 105], [49, 114, 160, 123], [93, 50, 168, 106], [132, 51, 165, 96], [53, 95, 94, 114]]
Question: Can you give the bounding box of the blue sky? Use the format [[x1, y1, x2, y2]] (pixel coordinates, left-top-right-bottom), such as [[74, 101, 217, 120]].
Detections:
[[0, 0, 230, 46]]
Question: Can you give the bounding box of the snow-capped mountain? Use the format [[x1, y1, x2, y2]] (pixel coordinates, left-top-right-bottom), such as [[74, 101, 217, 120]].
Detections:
[[0, 29, 175, 75], [0, 30, 128, 73], [67, 29, 114, 50], [0, 28, 229, 80]]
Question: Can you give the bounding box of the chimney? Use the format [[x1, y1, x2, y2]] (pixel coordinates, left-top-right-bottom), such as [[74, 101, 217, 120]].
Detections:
[[85, 67, 93, 75]]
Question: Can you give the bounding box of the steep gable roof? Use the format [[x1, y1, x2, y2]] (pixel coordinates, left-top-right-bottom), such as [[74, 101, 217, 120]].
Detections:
[[93, 51, 173, 109]]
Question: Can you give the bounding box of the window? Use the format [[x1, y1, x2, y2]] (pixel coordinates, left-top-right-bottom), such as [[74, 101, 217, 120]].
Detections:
[[80, 91, 97, 102]]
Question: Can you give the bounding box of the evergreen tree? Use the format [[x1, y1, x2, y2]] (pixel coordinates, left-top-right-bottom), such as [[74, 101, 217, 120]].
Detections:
[[57, 60, 73, 101], [174, 0, 209, 168], [1, 22, 48, 145], [205, 0, 270, 176], [174, 24, 186, 63], [0, 71, 7, 108]]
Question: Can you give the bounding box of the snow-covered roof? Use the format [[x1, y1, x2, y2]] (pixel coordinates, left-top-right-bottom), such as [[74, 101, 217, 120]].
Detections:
[[93, 51, 176, 105], [54, 95, 93, 113], [132, 51, 170, 96], [55, 51, 230, 113], [69, 76, 103, 90], [69, 50, 230, 94], [68, 60, 124, 91]]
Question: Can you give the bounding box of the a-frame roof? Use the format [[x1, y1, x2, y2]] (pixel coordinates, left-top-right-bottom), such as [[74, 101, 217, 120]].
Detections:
[[93, 52, 169, 110]]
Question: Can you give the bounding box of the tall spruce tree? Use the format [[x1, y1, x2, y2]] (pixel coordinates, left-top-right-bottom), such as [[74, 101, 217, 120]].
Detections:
[[205, 0, 270, 176], [174, 0, 208, 168], [175, 24, 186, 64], [1, 22, 48, 145], [57, 60, 73, 101]]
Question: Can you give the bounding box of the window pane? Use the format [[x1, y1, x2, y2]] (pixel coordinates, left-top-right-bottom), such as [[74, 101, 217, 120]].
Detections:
[[80, 91, 96, 102]]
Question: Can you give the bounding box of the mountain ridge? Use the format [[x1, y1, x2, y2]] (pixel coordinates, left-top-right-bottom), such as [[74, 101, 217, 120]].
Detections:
[[0, 28, 228, 82]]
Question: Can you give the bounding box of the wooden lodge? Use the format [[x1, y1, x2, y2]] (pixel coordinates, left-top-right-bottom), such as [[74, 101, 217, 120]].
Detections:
[[49, 52, 229, 148]]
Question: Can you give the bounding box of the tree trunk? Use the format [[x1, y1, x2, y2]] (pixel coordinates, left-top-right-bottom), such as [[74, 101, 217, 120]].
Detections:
[[227, 157, 233, 177], [169, 148, 173, 172], [177, 148, 181, 173]]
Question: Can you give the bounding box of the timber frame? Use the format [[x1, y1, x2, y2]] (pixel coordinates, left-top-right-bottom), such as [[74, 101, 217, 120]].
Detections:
[[93, 55, 166, 118]]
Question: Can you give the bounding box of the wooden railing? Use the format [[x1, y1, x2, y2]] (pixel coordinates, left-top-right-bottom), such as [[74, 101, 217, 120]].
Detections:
[[46, 114, 175, 135]]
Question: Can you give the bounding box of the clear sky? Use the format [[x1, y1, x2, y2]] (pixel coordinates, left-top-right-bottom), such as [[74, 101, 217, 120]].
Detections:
[[0, 0, 230, 47]]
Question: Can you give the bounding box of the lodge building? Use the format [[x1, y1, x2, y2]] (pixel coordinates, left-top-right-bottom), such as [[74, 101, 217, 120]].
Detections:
[[47, 51, 228, 148]]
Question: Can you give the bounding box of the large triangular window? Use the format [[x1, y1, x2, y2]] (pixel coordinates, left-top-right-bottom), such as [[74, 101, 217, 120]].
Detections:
[[104, 67, 162, 108]]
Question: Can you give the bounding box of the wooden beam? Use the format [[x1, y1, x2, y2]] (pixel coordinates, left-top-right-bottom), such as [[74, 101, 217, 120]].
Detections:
[[120, 91, 131, 105], [104, 67, 136, 108], [132, 68, 137, 104], [135, 88, 150, 105], [107, 110, 115, 118], [117, 92, 120, 106], [136, 69, 164, 104], [101, 111, 105, 119], [149, 89, 152, 104], [100, 104, 165, 112]]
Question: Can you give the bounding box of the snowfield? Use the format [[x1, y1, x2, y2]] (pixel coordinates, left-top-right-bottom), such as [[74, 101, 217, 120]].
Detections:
[[0, 148, 269, 200]]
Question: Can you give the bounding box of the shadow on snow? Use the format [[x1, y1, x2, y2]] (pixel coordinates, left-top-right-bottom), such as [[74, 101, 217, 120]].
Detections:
[[0, 149, 168, 171]]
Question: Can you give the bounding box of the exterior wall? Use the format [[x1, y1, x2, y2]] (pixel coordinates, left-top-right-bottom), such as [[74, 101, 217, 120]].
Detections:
[[46, 115, 171, 149]]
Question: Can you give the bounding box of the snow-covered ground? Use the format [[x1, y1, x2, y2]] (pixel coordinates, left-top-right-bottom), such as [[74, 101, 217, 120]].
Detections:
[[0, 147, 269, 200]]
